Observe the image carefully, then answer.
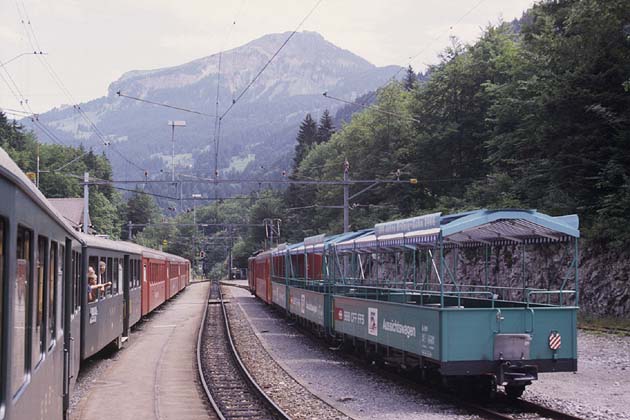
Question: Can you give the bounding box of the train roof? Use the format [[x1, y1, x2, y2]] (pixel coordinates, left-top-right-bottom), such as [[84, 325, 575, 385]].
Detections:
[[0, 147, 82, 241], [334, 209, 579, 252], [80, 228, 188, 263], [0, 147, 190, 264], [140, 245, 189, 263], [274, 229, 373, 256], [79, 232, 144, 254]]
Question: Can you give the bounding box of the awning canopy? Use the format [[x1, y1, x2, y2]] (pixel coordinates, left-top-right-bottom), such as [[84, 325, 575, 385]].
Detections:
[[334, 209, 579, 253]]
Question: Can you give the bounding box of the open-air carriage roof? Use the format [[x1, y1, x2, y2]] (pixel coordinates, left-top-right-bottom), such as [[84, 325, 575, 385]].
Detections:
[[334, 209, 579, 253], [273, 230, 373, 256]]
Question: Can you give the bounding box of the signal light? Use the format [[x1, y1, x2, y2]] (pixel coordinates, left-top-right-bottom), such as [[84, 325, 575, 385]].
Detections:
[[409, 178, 418, 185]]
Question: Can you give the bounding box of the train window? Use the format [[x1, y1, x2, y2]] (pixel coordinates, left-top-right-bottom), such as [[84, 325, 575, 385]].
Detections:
[[88, 256, 99, 302], [132, 260, 136, 288], [59, 245, 65, 331], [118, 260, 123, 293], [97, 257, 105, 298], [135, 260, 140, 287], [131, 260, 136, 288], [106, 258, 113, 296], [112, 258, 119, 295], [74, 252, 81, 311], [0, 219, 4, 402], [77, 252, 82, 310], [49, 242, 58, 347], [12, 226, 31, 396], [129, 259, 135, 289], [35, 236, 48, 364], [71, 251, 76, 311]]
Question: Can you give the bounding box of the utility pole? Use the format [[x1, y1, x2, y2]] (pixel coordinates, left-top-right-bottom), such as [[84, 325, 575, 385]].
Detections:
[[167, 120, 186, 182], [127, 221, 132, 240], [343, 159, 350, 233], [192, 193, 202, 267], [228, 225, 233, 279], [263, 218, 282, 249], [36, 142, 40, 188], [83, 172, 89, 234]]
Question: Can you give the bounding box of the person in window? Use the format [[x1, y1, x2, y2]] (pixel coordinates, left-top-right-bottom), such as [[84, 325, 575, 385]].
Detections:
[[98, 261, 112, 294], [87, 266, 103, 302]]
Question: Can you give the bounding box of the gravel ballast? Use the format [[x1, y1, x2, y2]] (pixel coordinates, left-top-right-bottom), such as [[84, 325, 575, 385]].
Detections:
[[525, 330, 630, 420], [223, 286, 353, 420], [225, 286, 478, 420]]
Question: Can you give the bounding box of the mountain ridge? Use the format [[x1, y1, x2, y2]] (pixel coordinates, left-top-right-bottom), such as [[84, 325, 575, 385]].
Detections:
[[25, 31, 401, 188]]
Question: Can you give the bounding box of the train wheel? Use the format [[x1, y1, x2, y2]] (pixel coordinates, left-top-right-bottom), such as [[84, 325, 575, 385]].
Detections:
[[112, 335, 123, 351], [474, 375, 497, 402], [505, 384, 526, 399]]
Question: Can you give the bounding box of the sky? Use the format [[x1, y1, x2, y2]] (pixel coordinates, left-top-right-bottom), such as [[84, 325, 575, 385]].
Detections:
[[1, 0, 536, 115]]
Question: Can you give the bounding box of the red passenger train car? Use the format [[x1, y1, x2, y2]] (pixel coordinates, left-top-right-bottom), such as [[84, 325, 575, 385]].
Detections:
[[249, 250, 272, 303]]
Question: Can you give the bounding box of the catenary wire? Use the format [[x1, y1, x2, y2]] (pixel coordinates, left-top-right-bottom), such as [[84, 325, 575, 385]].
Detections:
[[218, 0, 324, 121]]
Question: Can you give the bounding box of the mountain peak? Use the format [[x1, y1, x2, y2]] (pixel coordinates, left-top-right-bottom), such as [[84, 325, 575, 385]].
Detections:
[[111, 31, 373, 96], [29, 31, 401, 182]]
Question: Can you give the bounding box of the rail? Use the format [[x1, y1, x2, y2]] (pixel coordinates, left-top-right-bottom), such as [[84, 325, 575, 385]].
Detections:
[[197, 280, 291, 420]]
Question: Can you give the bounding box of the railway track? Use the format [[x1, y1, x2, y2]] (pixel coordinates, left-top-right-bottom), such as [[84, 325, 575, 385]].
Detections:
[[197, 281, 291, 420], [465, 396, 587, 420], [287, 313, 587, 420], [579, 324, 630, 336]]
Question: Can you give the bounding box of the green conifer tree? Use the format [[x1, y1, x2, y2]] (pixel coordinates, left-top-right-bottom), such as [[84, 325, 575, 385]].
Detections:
[[317, 109, 335, 144], [403, 65, 417, 91], [292, 113, 318, 171]]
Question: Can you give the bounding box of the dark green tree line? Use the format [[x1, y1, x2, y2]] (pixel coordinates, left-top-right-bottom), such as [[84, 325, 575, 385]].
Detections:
[[283, 0, 630, 248]]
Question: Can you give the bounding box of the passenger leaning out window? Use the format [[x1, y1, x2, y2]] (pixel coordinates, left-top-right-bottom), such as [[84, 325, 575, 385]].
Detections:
[[87, 266, 102, 302], [98, 261, 112, 295]]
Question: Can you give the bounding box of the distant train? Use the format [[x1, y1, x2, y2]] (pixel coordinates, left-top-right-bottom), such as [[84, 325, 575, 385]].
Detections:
[[0, 147, 190, 420], [250, 209, 580, 399]]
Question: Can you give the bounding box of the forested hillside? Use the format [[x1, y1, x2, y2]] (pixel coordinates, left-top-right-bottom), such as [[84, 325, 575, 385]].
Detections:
[[2, 0, 629, 297], [283, 0, 630, 247], [0, 113, 125, 237]]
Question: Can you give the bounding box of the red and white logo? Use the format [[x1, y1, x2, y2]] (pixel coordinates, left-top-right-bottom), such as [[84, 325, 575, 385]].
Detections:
[[335, 307, 344, 321], [549, 331, 561, 350]]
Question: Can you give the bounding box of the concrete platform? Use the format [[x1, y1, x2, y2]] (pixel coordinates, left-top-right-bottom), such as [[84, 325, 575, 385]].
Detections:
[[71, 282, 213, 420]]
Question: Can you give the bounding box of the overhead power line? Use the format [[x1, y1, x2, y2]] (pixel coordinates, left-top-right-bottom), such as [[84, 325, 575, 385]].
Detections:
[[218, 0, 324, 120], [110, 185, 258, 202], [86, 177, 427, 186], [211, 0, 324, 186], [0, 106, 33, 116], [11, 0, 147, 174], [322, 92, 420, 124], [116, 91, 217, 117]]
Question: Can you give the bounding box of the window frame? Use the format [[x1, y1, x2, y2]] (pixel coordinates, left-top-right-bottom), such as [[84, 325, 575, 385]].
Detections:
[[12, 225, 33, 397], [59, 244, 65, 332], [88, 255, 100, 303], [48, 241, 58, 349], [35, 236, 48, 364], [113, 257, 119, 295], [72, 251, 81, 312], [0, 217, 5, 410], [106, 257, 113, 297]]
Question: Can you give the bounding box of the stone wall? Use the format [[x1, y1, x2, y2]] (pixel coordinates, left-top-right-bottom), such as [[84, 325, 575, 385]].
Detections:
[[357, 243, 630, 318]]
